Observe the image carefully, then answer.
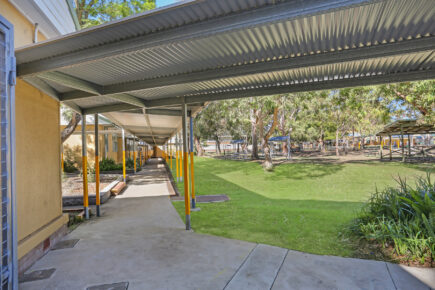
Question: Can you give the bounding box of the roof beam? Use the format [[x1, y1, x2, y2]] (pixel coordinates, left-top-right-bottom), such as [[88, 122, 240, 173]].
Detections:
[[17, 0, 373, 76], [38, 71, 102, 94], [151, 69, 435, 106], [38, 72, 148, 109], [23, 77, 60, 101], [80, 69, 434, 114], [83, 103, 138, 115], [81, 69, 434, 113], [50, 37, 435, 101]]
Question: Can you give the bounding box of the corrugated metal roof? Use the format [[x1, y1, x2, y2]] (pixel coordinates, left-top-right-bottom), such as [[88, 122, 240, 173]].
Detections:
[[13, 0, 435, 145]]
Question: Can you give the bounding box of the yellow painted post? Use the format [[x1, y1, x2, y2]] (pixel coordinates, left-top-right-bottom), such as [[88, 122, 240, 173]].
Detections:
[[122, 129, 126, 182], [389, 135, 392, 161], [179, 146, 183, 181], [379, 136, 383, 159], [133, 141, 137, 173], [81, 115, 89, 219], [176, 136, 179, 182], [170, 147, 173, 170], [95, 114, 101, 217]]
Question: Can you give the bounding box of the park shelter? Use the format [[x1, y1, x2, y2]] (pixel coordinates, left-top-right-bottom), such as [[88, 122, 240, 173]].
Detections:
[[377, 119, 435, 161], [1, 0, 434, 287]]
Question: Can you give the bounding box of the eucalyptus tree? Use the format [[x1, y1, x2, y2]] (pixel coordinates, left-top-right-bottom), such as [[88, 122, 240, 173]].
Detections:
[[376, 80, 435, 124], [74, 0, 156, 28], [194, 102, 228, 155], [276, 92, 318, 159]]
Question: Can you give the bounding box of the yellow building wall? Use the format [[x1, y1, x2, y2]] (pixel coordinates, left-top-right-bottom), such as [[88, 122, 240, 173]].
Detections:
[[61, 125, 105, 167], [61, 126, 124, 165], [0, 0, 47, 47], [1, 0, 68, 259]]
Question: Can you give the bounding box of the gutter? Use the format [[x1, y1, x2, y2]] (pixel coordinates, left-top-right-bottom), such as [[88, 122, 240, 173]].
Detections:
[[66, 0, 81, 31]]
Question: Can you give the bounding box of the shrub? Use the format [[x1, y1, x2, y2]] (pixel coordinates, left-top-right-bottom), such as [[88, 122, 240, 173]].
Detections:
[[99, 158, 122, 171], [350, 174, 434, 265], [63, 159, 78, 173], [126, 158, 134, 169]]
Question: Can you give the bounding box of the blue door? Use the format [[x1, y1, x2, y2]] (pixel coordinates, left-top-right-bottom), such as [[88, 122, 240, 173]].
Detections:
[[0, 14, 17, 290]]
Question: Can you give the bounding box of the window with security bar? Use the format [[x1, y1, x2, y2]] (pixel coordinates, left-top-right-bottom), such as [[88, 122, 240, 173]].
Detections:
[[0, 14, 17, 289]]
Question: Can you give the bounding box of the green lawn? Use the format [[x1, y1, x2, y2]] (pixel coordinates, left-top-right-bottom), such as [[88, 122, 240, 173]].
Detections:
[[170, 157, 434, 257]]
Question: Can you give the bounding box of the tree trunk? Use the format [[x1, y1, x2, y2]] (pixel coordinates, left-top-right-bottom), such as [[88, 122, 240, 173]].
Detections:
[[287, 132, 291, 160], [250, 109, 259, 159], [335, 129, 340, 156], [262, 107, 279, 170], [194, 137, 203, 156], [61, 112, 81, 144], [215, 137, 221, 155]]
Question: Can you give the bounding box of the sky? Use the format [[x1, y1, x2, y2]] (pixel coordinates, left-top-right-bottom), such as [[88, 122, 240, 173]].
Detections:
[[156, 0, 177, 8]]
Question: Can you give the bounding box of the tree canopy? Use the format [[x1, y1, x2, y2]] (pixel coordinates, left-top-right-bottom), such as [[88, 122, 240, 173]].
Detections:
[[74, 0, 156, 28], [193, 80, 433, 162]]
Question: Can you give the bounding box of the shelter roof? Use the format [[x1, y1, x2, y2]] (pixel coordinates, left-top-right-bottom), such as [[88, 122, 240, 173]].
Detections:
[[15, 0, 435, 145], [377, 120, 435, 136]]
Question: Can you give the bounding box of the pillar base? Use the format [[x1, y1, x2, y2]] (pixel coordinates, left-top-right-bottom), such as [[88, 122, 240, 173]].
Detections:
[[96, 205, 101, 217], [185, 215, 191, 230], [191, 207, 201, 212], [84, 207, 90, 219]]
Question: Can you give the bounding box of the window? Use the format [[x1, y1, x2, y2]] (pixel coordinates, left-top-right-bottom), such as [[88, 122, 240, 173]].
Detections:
[[104, 134, 108, 158]]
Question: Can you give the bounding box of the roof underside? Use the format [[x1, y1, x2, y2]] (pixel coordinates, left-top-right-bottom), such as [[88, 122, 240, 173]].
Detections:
[[15, 0, 435, 145], [377, 120, 435, 136]]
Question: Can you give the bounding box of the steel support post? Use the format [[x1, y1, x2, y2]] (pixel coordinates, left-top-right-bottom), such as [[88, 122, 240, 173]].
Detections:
[[133, 138, 137, 173], [388, 135, 393, 160], [82, 115, 89, 219], [408, 134, 411, 157], [401, 127, 405, 162], [182, 103, 191, 230], [122, 128, 126, 182], [379, 136, 383, 160], [94, 114, 100, 216], [170, 143, 173, 169], [190, 116, 196, 208]]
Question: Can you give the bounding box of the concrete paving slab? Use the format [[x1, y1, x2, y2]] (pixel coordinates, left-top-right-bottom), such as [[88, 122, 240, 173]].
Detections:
[[19, 268, 56, 283], [50, 239, 79, 250], [386, 263, 435, 289], [272, 250, 397, 290], [87, 281, 129, 290], [225, 244, 288, 290]]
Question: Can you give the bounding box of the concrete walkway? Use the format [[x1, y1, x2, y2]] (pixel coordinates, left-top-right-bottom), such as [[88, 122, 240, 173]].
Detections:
[[21, 159, 434, 290]]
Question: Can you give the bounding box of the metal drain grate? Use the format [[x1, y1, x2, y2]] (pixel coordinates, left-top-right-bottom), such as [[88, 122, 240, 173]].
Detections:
[[51, 239, 80, 250], [19, 268, 56, 283], [87, 281, 129, 290]]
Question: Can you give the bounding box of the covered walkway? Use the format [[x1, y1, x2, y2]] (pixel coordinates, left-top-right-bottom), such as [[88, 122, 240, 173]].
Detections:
[[20, 159, 434, 290]]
